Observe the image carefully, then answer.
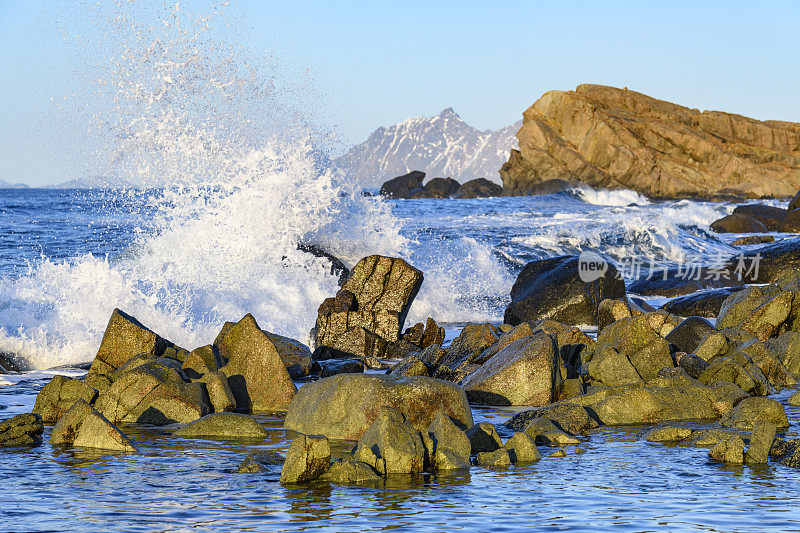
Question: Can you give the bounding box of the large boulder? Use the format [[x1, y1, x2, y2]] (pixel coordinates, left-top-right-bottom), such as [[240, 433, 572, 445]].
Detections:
[[504, 255, 625, 326], [452, 178, 503, 199], [33, 375, 98, 423], [422, 177, 460, 199], [284, 374, 473, 441], [661, 288, 745, 318], [434, 323, 500, 380], [425, 412, 471, 471], [280, 434, 332, 484], [460, 333, 563, 406], [716, 285, 794, 341], [51, 399, 137, 452], [379, 171, 426, 199], [777, 208, 800, 232], [314, 255, 424, 356], [174, 413, 268, 440], [732, 204, 787, 231], [85, 309, 175, 388], [215, 314, 297, 412], [664, 317, 716, 355], [354, 407, 425, 475], [0, 413, 43, 447], [720, 396, 788, 430], [710, 214, 766, 234]]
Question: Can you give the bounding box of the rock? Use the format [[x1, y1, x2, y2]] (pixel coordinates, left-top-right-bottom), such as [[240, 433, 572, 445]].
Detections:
[[465, 422, 503, 453], [420, 317, 446, 348], [698, 356, 770, 396], [505, 432, 541, 463], [51, 400, 137, 452], [215, 314, 297, 412], [320, 359, 366, 378], [314, 255, 424, 356], [664, 316, 716, 354], [745, 420, 777, 464], [689, 429, 741, 447], [386, 339, 423, 360], [769, 438, 800, 467], [708, 435, 746, 464], [475, 448, 511, 467], [532, 319, 596, 375], [387, 356, 428, 377], [236, 451, 283, 473], [426, 412, 471, 471], [523, 417, 581, 446], [732, 205, 788, 231], [550, 450, 567, 458], [765, 331, 800, 373], [182, 345, 222, 380], [643, 426, 692, 442], [597, 298, 645, 331], [313, 327, 389, 360], [729, 339, 795, 389], [420, 177, 460, 199], [280, 434, 331, 484], [86, 308, 174, 385], [505, 255, 625, 327], [417, 345, 447, 370], [460, 333, 562, 406], [0, 352, 23, 373], [174, 413, 268, 440], [778, 208, 800, 233], [473, 322, 535, 364], [627, 265, 744, 298], [260, 332, 316, 380], [319, 459, 382, 483], [379, 170, 425, 199], [499, 84, 800, 198], [790, 191, 800, 212], [661, 289, 745, 319], [452, 178, 503, 199], [731, 235, 775, 246], [354, 407, 425, 475], [284, 374, 473, 441], [720, 397, 788, 430], [738, 238, 800, 284], [32, 376, 98, 423], [710, 214, 767, 234], [94, 362, 210, 425], [434, 323, 500, 379], [672, 352, 710, 380], [572, 373, 747, 426], [0, 413, 43, 447], [504, 403, 590, 435], [197, 370, 236, 413], [110, 354, 187, 383], [716, 285, 793, 341], [789, 392, 800, 406]]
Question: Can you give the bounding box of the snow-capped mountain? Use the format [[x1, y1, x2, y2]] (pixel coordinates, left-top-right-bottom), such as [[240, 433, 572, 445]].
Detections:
[[336, 108, 521, 186]]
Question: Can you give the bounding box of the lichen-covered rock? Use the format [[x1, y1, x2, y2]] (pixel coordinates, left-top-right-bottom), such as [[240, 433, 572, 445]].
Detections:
[[86, 309, 175, 385], [643, 426, 692, 443], [504, 255, 625, 327], [284, 374, 473, 441], [461, 333, 562, 406], [197, 370, 236, 413], [426, 412, 471, 471], [280, 434, 331, 484], [716, 285, 793, 341], [94, 362, 210, 425], [769, 438, 800, 467], [33, 375, 98, 423], [665, 317, 716, 355], [319, 459, 381, 483], [698, 356, 771, 396], [504, 402, 590, 435], [689, 429, 742, 448], [475, 448, 511, 467], [215, 314, 296, 412], [182, 345, 221, 380], [0, 413, 43, 447], [766, 331, 800, 373], [523, 417, 581, 446], [505, 432, 541, 463], [175, 413, 267, 440], [236, 451, 283, 474], [745, 420, 777, 464], [387, 356, 428, 377], [473, 322, 535, 365], [354, 407, 425, 475], [708, 434, 745, 464], [51, 400, 137, 452], [465, 422, 503, 454], [597, 298, 646, 331], [672, 352, 710, 380], [720, 397, 788, 430], [434, 323, 500, 379]]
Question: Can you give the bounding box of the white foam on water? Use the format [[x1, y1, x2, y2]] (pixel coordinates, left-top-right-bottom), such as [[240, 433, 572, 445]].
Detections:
[[570, 185, 651, 206]]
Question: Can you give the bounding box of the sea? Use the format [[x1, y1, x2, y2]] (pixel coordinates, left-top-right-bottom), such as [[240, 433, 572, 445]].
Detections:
[[2, 3, 800, 531]]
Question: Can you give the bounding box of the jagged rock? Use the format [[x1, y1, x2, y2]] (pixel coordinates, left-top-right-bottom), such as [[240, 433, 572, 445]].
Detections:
[[597, 298, 646, 331], [236, 451, 283, 473], [716, 285, 793, 341], [283, 374, 473, 441], [175, 413, 267, 440], [0, 413, 43, 447], [85, 309, 175, 388], [379, 171, 426, 199], [313, 327, 388, 360], [319, 459, 381, 483], [504, 403, 591, 435], [728, 339, 795, 389], [320, 359, 365, 378], [672, 352, 710, 380], [745, 420, 777, 464], [664, 317, 716, 354], [94, 361, 210, 425], [733, 205, 788, 231], [505, 432, 541, 463], [434, 323, 500, 380], [661, 289, 745, 319], [280, 434, 331, 484], [196, 370, 236, 413], [215, 314, 296, 412], [505, 255, 625, 327], [314, 255, 424, 357], [33, 376, 98, 423], [698, 355, 770, 396], [465, 422, 503, 453], [739, 238, 800, 284], [354, 407, 424, 476], [711, 214, 767, 234], [769, 438, 800, 467], [182, 345, 221, 380], [475, 448, 511, 467], [532, 319, 596, 376], [720, 397, 788, 430], [452, 178, 503, 199], [461, 333, 562, 406], [51, 400, 137, 452], [474, 322, 535, 364], [417, 345, 447, 370], [523, 417, 581, 446], [643, 426, 692, 442], [263, 332, 316, 380], [766, 331, 800, 372], [387, 356, 428, 377], [499, 84, 800, 198], [708, 435, 745, 464], [110, 354, 187, 383], [386, 339, 423, 360], [420, 317, 446, 348], [789, 392, 800, 406], [731, 235, 775, 246], [426, 412, 471, 471]]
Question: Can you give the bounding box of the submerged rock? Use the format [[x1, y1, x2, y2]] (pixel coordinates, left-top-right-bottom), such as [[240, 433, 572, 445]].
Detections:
[[283, 374, 473, 441], [708, 434, 745, 464], [426, 412, 471, 471], [174, 413, 268, 440], [475, 448, 511, 467], [465, 422, 504, 453], [505, 432, 541, 463], [51, 400, 137, 452], [236, 451, 283, 474], [319, 459, 381, 483], [720, 397, 788, 430], [0, 413, 43, 447], [744, 420, 777, 465], [354, 407, 425, 476], [643, 426, 692, 443], [280, 434, 331, 484], [33, 376, 98, 424], [523, 417, 581, 446]]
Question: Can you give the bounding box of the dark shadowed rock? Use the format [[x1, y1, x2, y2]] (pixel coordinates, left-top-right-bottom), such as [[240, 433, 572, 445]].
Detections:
[[283, 374, 472, 441], [434, 323, 500, 380], [453, 178, 503, 199], [711, 214, 767, 234], [236, 451, 283, 474], [421, 177, 461, 198], [673, 352, 710, 380], [732, 204, 787, 231], [504, 402, 590, 435], [778, 208, 800, 233], [379, 171, 425, 199], [0, 413, 43, 447], [465, 422, 503, 453], [665, 316, 716, 354], [321, 359, 365, 378], [182, 345, 222, 380], [504, 255, 625, 326], [661, 288, 745, 318]]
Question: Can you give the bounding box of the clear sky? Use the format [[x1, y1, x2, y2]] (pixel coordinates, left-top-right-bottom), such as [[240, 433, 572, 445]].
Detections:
[[1, 0, 799, 186]]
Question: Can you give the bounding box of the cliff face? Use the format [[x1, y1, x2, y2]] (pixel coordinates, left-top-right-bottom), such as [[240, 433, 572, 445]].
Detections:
[[500, 85, 800, 198]]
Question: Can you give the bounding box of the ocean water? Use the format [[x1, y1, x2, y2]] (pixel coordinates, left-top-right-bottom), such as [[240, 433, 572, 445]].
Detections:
[[3, 2, 800, 530]]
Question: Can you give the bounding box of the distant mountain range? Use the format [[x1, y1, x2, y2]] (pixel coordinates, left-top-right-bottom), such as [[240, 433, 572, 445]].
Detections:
[[336, 108, 521, 186], [0, 179, 30, 189], [45, 175, 134, 189]]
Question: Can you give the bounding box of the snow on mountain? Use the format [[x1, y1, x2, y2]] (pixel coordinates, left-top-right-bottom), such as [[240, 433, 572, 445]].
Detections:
[[336, 108, 521, 186]]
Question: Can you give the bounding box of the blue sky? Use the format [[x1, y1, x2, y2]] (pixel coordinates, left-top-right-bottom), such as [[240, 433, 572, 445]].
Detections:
[[1, 0, 799, 186]]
